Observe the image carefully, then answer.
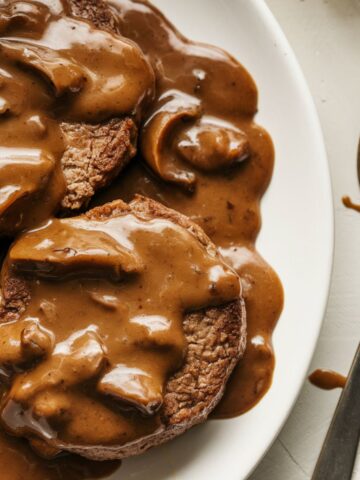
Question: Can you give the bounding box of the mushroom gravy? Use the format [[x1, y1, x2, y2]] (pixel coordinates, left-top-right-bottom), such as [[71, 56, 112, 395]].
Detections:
[[97, 0, 284, 418], [0, 0, 284, 476]]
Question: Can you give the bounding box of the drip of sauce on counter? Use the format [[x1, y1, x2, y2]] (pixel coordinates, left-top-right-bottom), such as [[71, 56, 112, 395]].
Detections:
[[0, 207, 240, 452], [309, 369, 347, 390], [0, 0, 154, 235], [96, 0, 284, 417], [342, 196, 360, 213]]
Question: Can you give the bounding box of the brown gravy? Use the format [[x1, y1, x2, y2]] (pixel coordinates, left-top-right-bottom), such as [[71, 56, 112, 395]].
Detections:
[[0, 0, 284, 476], [309, 369, 347, 390], [97, 0, 284, 417], [1, 209, 239, 450], [0, 428, 120, 480], [342, 196, 360, 213]]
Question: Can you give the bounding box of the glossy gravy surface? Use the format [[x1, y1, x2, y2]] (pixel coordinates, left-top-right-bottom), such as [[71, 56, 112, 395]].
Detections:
[[0, 0, 284, 476], [97, 0, 284, 418], [0, 428, 120, 480], [309, 369, 347, 390], [1, 208, 239, 449], [343, 196, 360, 213], [0, 0, 154, 234]]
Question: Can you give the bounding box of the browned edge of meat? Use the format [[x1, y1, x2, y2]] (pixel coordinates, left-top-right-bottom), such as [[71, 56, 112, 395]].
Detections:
[[0, 195, 247, 461], [60, 118, 137, 211], [59, 0, 139, 212], [66, 0, 121, 33]]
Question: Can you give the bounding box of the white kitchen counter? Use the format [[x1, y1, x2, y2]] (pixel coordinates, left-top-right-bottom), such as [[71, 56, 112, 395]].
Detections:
[[250, 1, 360, 478]]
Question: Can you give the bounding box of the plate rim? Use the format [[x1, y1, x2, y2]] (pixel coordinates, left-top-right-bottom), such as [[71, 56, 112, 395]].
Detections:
[[244, 0, 334, 477], [109, 0, 335, 478]]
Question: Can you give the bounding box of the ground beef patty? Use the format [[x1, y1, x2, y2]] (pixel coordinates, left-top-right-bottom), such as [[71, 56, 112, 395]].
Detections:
[[0, 196, 246, 461]]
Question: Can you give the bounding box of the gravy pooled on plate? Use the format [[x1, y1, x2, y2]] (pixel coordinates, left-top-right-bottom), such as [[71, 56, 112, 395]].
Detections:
[[100, 0, 284, 417], [0, 0, 284, 477]]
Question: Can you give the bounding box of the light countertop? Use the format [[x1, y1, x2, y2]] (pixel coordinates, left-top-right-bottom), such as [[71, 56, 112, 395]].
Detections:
[[251, 1, 360, 479]]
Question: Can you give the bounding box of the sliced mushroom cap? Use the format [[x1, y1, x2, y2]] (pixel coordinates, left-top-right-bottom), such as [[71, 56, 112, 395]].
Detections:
[[98, 364, 164, 415], [176, 118, 250, 171], [9, 329, 107, 403], [142, 92, 251, 186], [0, 318, 53, 365], [9, 217, 144, 280], [1, 10, 155, 121], [0, 1, 51, 38], [20, 321, 54, 358], [141, 90, 202, 188], [0, 40, 86, 96]]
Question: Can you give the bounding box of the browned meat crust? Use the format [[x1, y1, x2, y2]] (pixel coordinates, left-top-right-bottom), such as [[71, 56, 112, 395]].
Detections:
[[0, 196, 246, 460], [60, 118, 137, 211], [65, 0, 121, 32], [58, 0, 137, 212]]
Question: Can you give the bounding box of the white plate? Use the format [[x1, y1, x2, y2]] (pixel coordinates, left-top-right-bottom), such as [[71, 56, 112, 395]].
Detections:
[[108, 1, 334, 479]]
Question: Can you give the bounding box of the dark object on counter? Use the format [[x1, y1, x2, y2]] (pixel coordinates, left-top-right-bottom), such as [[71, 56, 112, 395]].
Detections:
[[311, 343, 360, 480]]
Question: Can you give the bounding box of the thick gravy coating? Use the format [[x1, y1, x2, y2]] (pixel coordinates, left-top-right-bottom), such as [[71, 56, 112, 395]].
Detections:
[[0, 0, 154, 234], [0, 0, 284, 477], [0, 428, 120, 480], [96, 0, 284, 417], [0, 206, 240, 450]]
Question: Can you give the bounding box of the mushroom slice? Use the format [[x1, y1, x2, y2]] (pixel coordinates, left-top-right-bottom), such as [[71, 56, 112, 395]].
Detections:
[[0, 40, 85, 96], [176, 117, 250, 171], [9, 217, 144, 281], [141, 90, 202, 188], [0, 1, 51, 38], [9, 329, 106, 403], [0, 318, 53, 365], [98, 364, 163, 415]]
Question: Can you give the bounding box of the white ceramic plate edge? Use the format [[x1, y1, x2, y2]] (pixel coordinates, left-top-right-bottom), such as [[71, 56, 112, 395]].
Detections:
[[108, 1, 335, 478], [244, 1, 334, 477]]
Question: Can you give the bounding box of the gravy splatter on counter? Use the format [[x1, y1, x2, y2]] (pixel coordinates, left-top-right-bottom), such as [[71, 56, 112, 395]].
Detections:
[[309, 369, 347, 390], [342, 196, 360, 213]]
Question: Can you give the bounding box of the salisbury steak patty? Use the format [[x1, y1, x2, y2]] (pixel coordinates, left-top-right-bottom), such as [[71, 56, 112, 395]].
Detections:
[[0, 196, 246, 460]]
